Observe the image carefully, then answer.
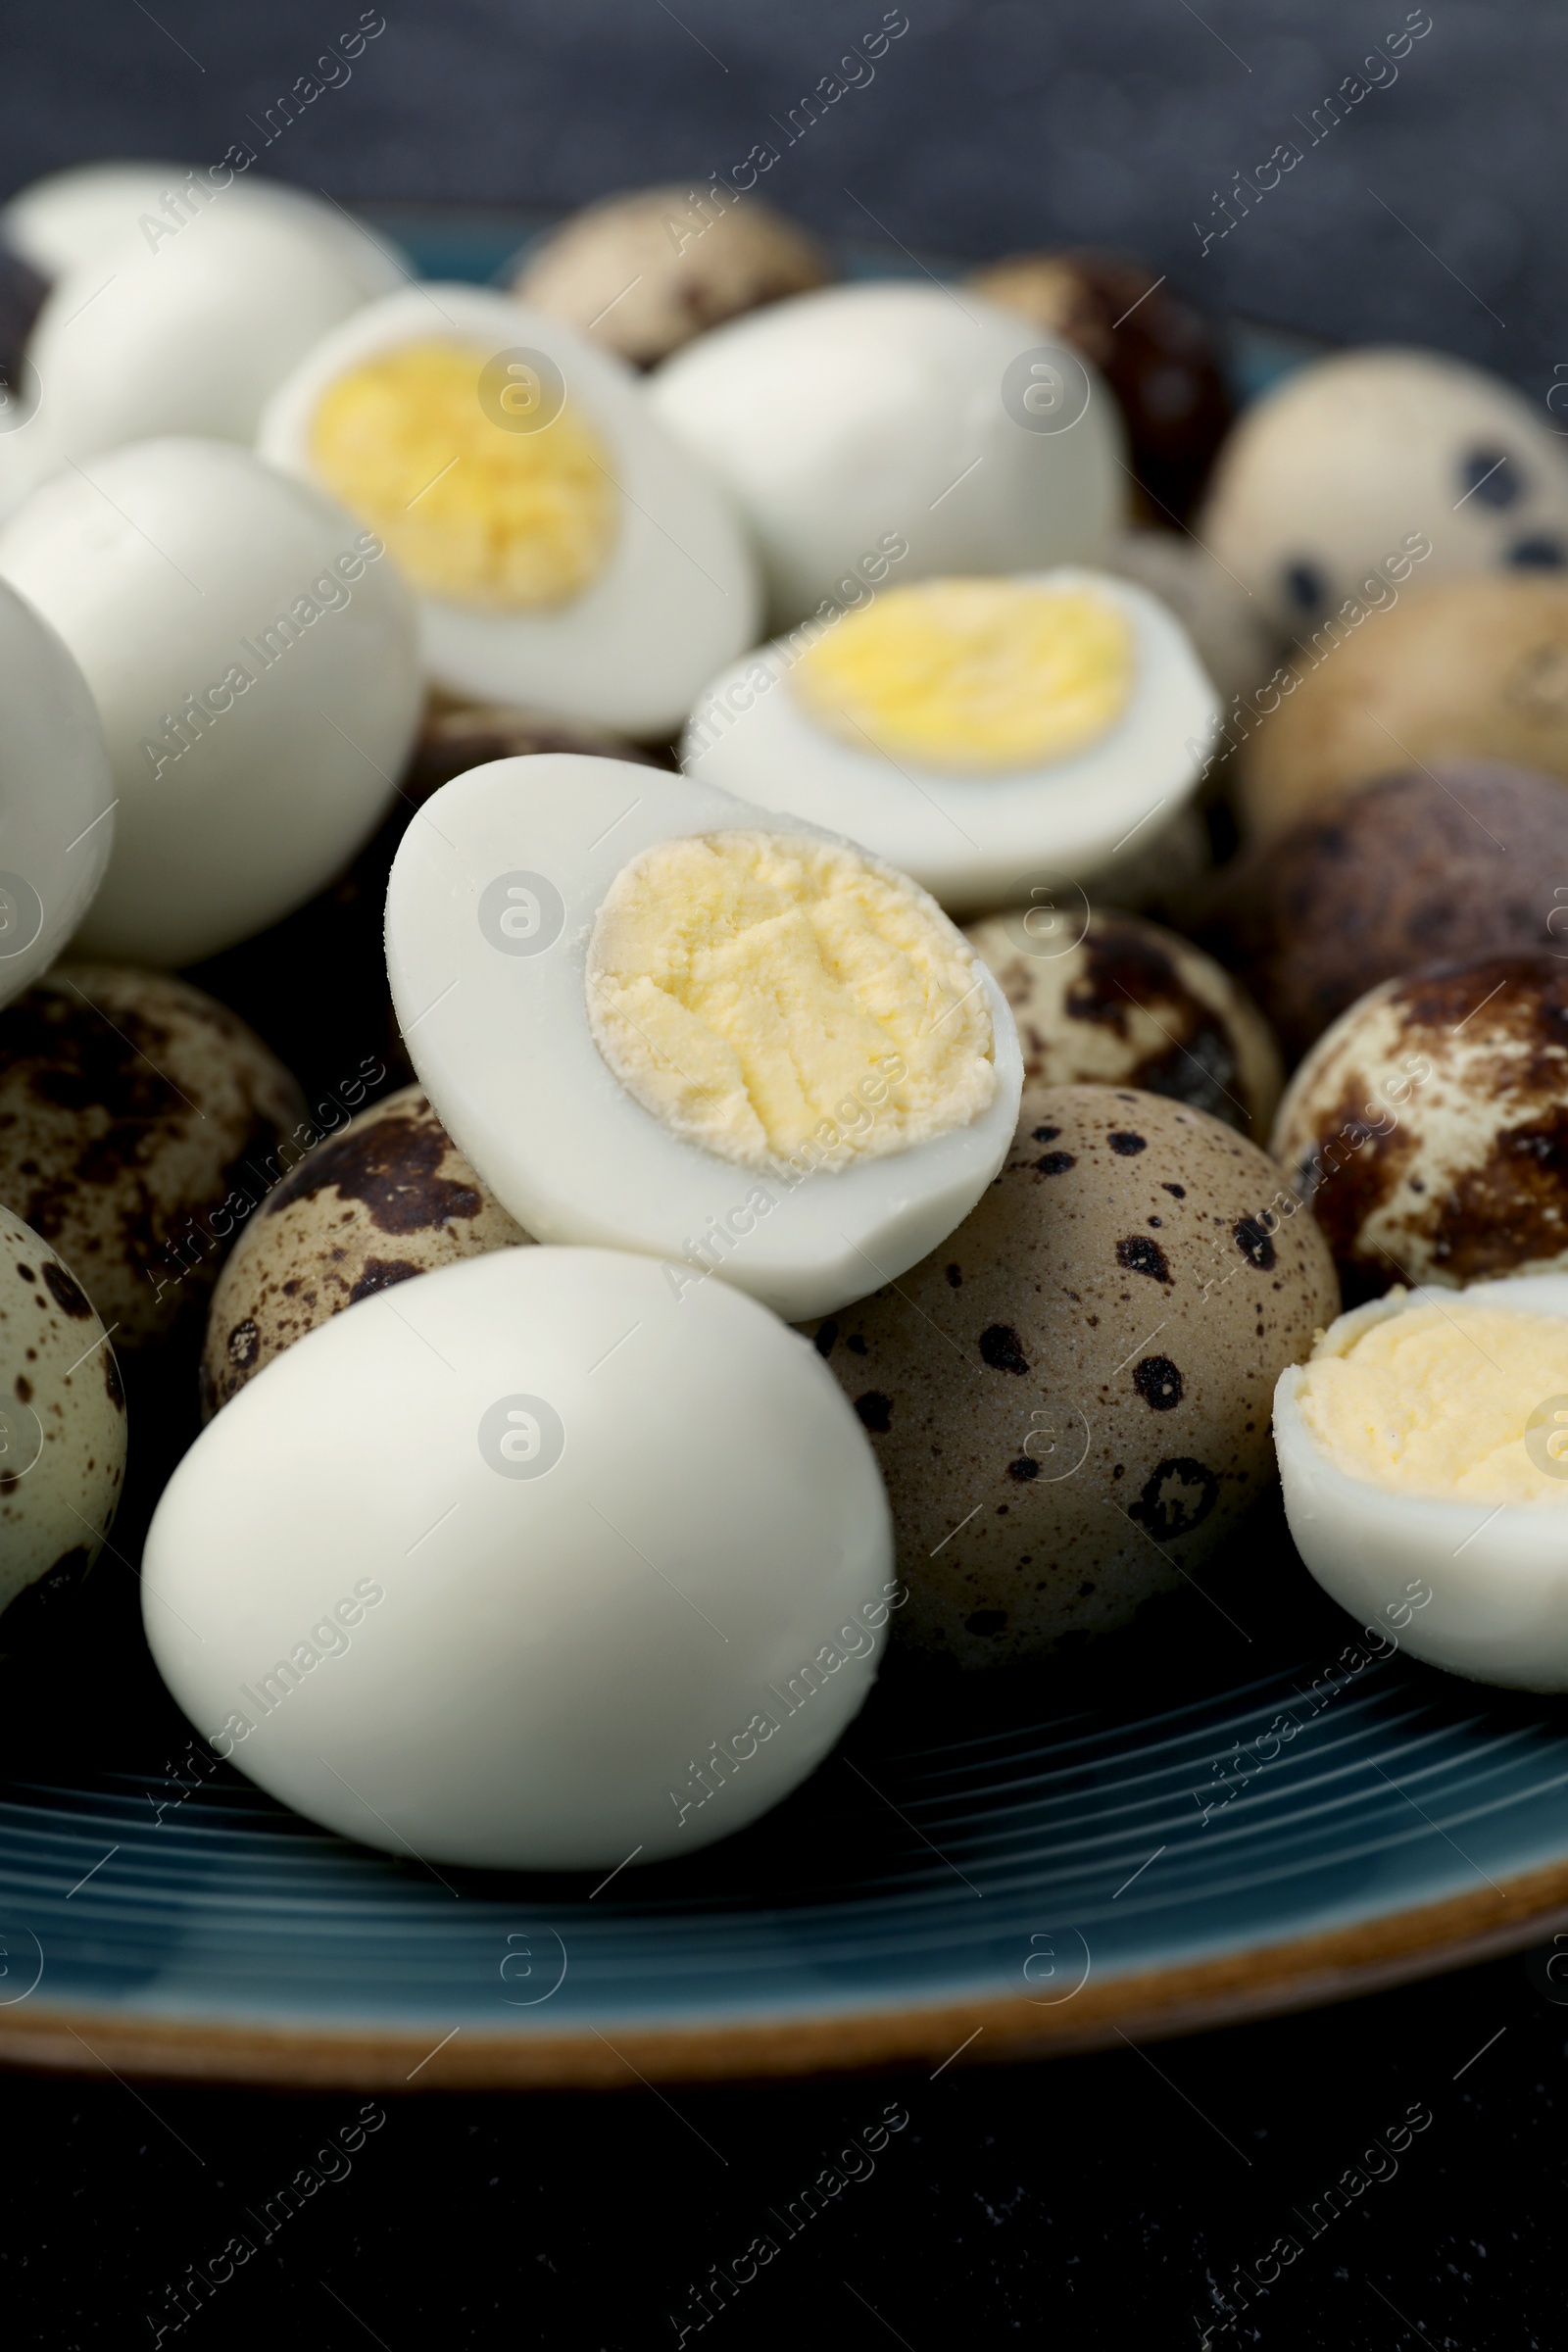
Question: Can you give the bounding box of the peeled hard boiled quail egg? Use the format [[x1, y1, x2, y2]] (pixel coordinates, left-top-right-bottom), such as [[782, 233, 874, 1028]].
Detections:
[[0, 1202, 125, 1620], [20, 188, 406, 469], [648, 281, 1126, 629], [386, 754, 1022, 1320], [0, 578, 115, 1008], [1199, 348, 1568, 638], [804, 1084, 1338, 1667], [0, 162, 408, 305], [201, 1084, 530, 1418], [1271, 951, 1568, 1303], [258, 283, 760, 733], [144, 1247, 893, 1871], [965, 906, 1282, 1141], [683, 570, 1218, 915], [0, 436, 421, 964], [1276, 1276, 1568, 1689], [0, 965, 305, 1352]]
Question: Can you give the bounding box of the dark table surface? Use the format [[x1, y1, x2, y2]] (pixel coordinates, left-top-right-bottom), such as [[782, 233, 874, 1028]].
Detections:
[[4, 7, 1566, 2345]]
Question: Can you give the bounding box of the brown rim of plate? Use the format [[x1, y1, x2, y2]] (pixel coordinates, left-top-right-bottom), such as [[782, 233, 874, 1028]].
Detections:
[[1, 1856, 1564, 2092]]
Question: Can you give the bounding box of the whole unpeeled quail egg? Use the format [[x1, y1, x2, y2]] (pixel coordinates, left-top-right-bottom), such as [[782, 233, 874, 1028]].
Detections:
[[0, 966, 306, 1351], [965, 907, 1282, 1141], [1198, 348, 1568, 637], [1240, 575, 1568, 838], [1198, 763, 1568, 1063], [514, 183, 832, 368], [804, 1084, 1338, 1666], [0, 1201, 125, 1621], [1271, 952, 1568, 1303], [201, 1084, 530, 1419]]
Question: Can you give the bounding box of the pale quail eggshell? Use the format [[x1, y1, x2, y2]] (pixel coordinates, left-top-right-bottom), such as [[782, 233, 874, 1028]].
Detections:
[[201, 1084, 531, 1419], [1239, 574, 1568, 839], [514, 184, 832, 368], [0, 966, 306, 1351], [1198, 347, 1568, 639], [965, 907, 1282, 1142], [803, 1085, 1338, 1667], [0, 1201, 125, 1618], [1270, 952, 1568, 1304]]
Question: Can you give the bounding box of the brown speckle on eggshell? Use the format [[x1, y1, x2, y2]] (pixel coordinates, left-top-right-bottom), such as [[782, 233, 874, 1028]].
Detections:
[[802, 1085, 1338, 1667], [200, 1084, 532, 1417], [965, 907, 1282, 1142], [1270, 951, 1568, 1302], [0, 966, 306, 1352]]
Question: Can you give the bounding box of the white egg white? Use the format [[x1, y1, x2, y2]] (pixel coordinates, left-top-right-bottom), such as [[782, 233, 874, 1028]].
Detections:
[[1275, 1275, 1568, 1690], [384, 753, 1024, 1320], [0, 436, 420, 965], [23, 196, 403, 468], [0, 579, 115, 1005], [142, 1247, 893, 1871], [257, 283, 761, 733], [647, 281, 1128, 630], [0, 163, 408, 303], [683, 569, 1220, 917]]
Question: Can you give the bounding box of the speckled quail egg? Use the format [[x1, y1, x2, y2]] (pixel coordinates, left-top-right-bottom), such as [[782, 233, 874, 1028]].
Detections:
[[144, 1247, 893, 1871], [1198, 348, 1568, 639], [966, 250, 1233, 522], [1240, 575, 1568, 838], [0, 1201, 125, 1620], [1198, 763, 1568, 1064], [513, 183, 832, 368], [965, 907, 1282, 1141], [648, 281, 1127, 630], [258, 282, 760, 733], [0, 436, 421, 965], [1271, 951, 1568, 1304], [386, 753, 1022, 1321], [201, 1084, 530, 1419], [18, 181, 407, 470], [0, 965, 306, 1352], [803, 1084, 1338, 1667], [683, 569, 1218, 916], [0, 576, 115, 1008]]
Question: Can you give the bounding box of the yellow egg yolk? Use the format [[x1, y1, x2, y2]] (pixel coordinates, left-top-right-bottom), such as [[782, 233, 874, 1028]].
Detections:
[[308, 338, 619, 611], [1295, 1296, 1568, 1504], [586, 830, 997, 1173], [789, 578, 1136, 772]]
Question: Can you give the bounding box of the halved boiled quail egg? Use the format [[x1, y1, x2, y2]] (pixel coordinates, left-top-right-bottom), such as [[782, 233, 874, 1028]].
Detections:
[[1275, 1275, 1568, 1689], [258, 284, 760, 734], [683, 569, 1219, 914], [385, 754, 1022, 1319]]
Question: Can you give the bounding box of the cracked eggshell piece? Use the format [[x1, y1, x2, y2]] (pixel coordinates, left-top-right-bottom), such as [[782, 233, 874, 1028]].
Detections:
[[143, 1247, 893, 1871], [0, 579, 115, 1008], [1275, 1275, 1568, 1690], [682, 571, 1218, 916], [0, 1201, 125, 1619], [385, 754, 1022, 1321], [258, 283, 760, 734]]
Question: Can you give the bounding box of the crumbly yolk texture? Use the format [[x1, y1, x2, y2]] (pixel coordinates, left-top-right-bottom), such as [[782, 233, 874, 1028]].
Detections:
[[1296, 1298, 1568, 1504], [586, 830, 997, 1172], [307, 339, 619, 610], [790, 578, 1136, 772]]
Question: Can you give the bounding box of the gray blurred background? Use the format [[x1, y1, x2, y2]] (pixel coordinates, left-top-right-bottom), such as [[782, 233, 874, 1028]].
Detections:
[[3, 1, 1554, 386]]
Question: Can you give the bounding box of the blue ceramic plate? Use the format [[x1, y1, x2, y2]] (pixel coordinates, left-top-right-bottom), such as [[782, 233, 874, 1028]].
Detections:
[[1, 213, 1562, 2091]]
